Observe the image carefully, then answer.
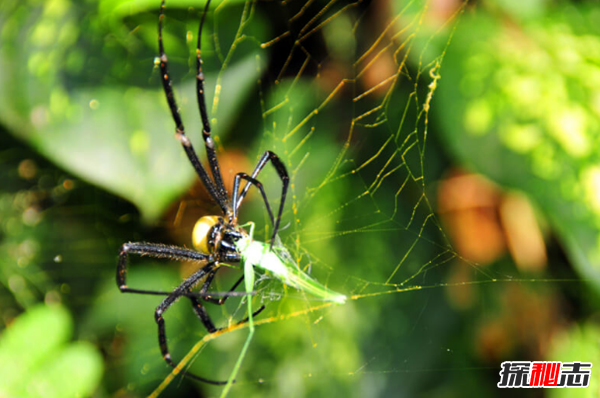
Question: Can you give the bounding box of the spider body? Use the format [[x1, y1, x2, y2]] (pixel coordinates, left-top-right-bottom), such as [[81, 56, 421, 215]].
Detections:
[[116, 0, 344, 387], [116, 0, 288, 386], [192, 215, 241, 256]]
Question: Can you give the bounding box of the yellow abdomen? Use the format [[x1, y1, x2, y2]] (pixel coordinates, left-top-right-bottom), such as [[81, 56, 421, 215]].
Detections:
[[192, 215, 220, 253]]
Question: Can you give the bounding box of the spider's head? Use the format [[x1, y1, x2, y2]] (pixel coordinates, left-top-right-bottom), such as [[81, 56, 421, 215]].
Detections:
[[192, 216, 244, 254]]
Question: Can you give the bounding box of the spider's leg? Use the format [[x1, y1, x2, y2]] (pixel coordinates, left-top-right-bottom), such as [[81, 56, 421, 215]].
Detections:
[[155, 262, 228, 385], [118, 242, 250, 299], [158, 0, 230, 215], [198, 264, 243, 305], [189, 295, 217, 333], [191, 263, 265, 331], [236, 151, 289, 245], [232, 173, 275, 225], [195, 265, 251, 307], [186, 267, 229, 335], [117, 242, 210, 296], [234, 305, 266, 326], [195, 0, 229, 206], [189, 295, 265, 333]]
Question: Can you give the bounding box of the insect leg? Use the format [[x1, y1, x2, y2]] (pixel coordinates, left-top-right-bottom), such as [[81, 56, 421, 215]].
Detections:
[[220, 249, 257, 393]]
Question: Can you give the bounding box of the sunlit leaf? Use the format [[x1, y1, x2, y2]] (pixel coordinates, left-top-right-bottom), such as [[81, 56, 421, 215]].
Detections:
[[548, 324, 600, 398], [436, 5, 600, 293], [25, 342, 104, 398], [0, 304, 103, 398], [0, 0, 264, 221], [0, 305, 71, 394]]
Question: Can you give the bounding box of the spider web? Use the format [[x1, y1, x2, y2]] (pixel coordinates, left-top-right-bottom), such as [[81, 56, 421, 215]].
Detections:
[[142, 1, 574, 397]]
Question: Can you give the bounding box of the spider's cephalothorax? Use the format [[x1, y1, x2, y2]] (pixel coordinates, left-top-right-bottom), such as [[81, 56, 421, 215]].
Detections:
[[116, 0, 289, 386], [192, 216, 244, 260]]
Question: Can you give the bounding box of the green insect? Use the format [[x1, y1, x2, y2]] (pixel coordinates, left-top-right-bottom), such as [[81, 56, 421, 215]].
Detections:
[[235, 222, 347, 305], [116, 0, 346, 391], [224, 221, 345, 395]]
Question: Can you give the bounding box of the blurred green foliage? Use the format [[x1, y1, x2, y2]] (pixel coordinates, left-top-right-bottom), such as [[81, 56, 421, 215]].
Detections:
[[548, 323, 600, 398], [437, 2, 600, 294], [0, 304, 103, 398], [0, 0, 599, 397], [0, 0, 263, 220]]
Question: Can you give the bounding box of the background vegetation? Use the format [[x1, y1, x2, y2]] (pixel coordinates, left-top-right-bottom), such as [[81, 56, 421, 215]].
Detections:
[[0, 0, 599, 397]]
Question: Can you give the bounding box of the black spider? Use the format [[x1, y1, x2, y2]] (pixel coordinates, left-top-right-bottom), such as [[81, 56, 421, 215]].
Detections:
[[116, 0, 288, 385]]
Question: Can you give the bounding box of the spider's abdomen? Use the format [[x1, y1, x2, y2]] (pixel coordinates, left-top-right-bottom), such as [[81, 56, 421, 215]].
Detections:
[[192, 215, 221, 253]]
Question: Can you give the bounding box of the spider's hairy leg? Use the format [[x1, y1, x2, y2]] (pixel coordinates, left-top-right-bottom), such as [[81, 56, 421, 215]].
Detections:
[[190, 267, 266, 333], [117, 242, 251, 298], [158, 0, 231, 215], [195, 0, 229, 206], [117, 242, 210, 296], [237, 151, 290, 245], [189, 295, 265, 334], [155, 262, 229, 385], [199, 265, 244, 305]]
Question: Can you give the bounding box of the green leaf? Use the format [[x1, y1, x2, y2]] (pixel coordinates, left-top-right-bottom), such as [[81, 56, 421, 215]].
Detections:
[[435, 5, 600, 293], [0, 304, 103, 398], [0, 0, 264, 221], [24, 342, 104, 398], [548, 324, 600, 398], [0, 304, 71, 394], [98, 0, 250, 23]]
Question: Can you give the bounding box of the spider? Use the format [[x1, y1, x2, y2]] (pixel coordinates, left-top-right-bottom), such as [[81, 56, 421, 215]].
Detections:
[[117, 0, 345, 386]]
